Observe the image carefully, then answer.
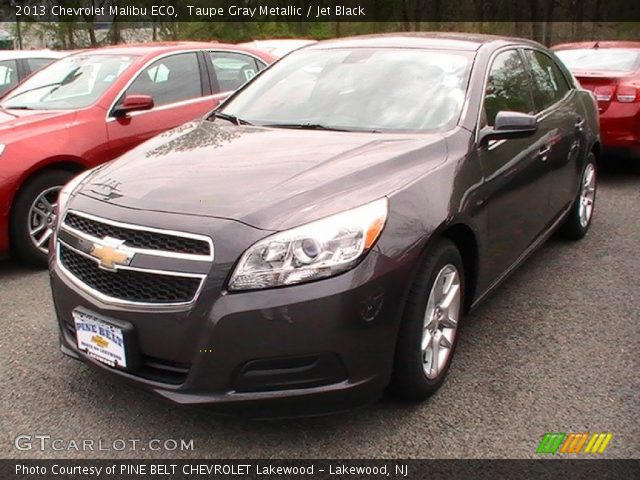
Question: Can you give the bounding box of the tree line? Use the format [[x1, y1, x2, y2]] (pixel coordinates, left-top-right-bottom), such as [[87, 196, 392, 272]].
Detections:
[[3, 0, 638, 49]]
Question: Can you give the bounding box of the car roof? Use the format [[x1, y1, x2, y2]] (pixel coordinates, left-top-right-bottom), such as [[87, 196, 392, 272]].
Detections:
[[309, 32, 543, 52], [0, 49, 68, 60], [65, 41, 260, 58], [553, 41, 640, 51]]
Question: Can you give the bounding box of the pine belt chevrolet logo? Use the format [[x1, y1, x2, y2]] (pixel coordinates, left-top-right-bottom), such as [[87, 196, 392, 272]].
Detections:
[[537, 432, 613, 454], [90, 237, 134, 271]]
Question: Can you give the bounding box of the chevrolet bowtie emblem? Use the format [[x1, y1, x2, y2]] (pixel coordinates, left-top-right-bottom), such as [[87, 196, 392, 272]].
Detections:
[[90, 237, 134, 271]]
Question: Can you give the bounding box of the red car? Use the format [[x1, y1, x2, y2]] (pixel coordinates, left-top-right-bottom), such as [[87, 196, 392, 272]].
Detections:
[[0, 42, 274, 265], [554, 41, 640, 158]]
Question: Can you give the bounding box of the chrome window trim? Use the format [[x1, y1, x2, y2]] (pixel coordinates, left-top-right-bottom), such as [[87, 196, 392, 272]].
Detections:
[[56, 239, 207, 309], [106, 94, 220, 122], [62, 209, 214, 261], [105, 48, 269, 122], [105, 49, 208, 122]]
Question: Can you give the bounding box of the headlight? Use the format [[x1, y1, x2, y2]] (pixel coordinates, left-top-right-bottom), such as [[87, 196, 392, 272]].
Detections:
[[228, 198, 388, 291], [57, 169, 94, 219]]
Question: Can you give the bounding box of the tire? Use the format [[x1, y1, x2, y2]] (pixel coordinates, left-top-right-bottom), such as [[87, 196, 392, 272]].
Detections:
[[389, 239, 465, 401], [557, 153, 597, 241], [10, 169, 74, 268]]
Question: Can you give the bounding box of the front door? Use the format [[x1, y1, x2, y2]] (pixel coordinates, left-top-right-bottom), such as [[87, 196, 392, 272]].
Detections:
[[106, 52, 221, 160], [478, 49, 553, 281]]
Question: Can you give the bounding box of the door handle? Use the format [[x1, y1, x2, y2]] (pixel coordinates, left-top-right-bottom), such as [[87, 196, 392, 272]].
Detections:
[[539, 145, 551, 161]]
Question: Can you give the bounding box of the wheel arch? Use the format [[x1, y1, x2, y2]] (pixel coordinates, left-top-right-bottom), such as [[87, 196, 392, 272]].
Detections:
[[409, 218, 481, 315], [440, 222, 480, 314], [8, 157, 87, 248]]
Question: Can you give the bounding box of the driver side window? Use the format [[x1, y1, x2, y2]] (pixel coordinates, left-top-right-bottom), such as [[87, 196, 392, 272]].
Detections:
[[121, 53, 203, 108], [484, 50, 535, 126]]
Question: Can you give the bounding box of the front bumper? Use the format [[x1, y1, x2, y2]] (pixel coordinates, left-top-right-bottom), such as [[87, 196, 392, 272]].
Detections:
[[49, 208, 410, 417]]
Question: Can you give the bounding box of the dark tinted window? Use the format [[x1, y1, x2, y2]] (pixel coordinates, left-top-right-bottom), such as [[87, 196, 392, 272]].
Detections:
[[124, 53, 202, 107], [26, 57, 55, 73], [524, 50, 571, 110], [0, 59, 19, 95], [484, 50, 535, 126], [210, 52, 261, 93]]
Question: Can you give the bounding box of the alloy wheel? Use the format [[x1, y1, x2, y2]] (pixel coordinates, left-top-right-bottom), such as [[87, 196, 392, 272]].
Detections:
[[579, 163, 596, 228], [421, 264, 461, 379], [28, 186, 61, 254]]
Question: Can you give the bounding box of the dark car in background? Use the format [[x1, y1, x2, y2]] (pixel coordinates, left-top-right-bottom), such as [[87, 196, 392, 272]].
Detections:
[[0, 42, 274, 266], [554, 41, 640, 158], [49, 33, 600, 417]]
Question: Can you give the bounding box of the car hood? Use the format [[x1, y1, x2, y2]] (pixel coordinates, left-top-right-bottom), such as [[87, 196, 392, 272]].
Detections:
[[79, 121, 448, 231], [0, 108, 76, 136]]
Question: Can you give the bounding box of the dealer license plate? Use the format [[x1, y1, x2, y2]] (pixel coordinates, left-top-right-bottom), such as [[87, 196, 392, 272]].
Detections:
[[73, 309, 127, 368]]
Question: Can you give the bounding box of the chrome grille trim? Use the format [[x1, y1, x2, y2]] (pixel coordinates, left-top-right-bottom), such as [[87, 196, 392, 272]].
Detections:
[[56, 240, 207, 309], [61, 210, 214, 262], [56, 210, 213, 309]]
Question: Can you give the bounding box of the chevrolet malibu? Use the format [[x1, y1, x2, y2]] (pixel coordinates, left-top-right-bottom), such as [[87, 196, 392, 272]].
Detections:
[[554, 41, 640, 158], [49, 34, 600, 416], [0, 42, 273, 266]]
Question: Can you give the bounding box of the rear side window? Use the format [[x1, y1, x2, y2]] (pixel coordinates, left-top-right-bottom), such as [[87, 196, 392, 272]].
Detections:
[[26, 57, 55, 74], [0, 59, 19, 95], [484, 50, 535, 126], [209, 52, 264, 93], [524, 50, 571, 110], [124, 53, 203, 107]]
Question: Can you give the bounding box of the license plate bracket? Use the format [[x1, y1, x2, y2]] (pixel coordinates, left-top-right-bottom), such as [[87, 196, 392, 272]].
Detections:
[[72, 307, 140, 370]]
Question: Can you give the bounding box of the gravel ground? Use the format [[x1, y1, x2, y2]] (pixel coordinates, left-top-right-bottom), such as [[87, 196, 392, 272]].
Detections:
[[1, 161, 638, 459]]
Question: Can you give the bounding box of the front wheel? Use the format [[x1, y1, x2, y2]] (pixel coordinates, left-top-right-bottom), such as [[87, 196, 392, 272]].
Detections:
[[557, 153, 597, 240], [10, 170, 74, 267], [389, 239, 465, 401]]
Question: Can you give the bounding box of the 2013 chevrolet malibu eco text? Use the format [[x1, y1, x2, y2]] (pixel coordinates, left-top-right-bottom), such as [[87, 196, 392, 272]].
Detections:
[[49, 33, 600, 417]]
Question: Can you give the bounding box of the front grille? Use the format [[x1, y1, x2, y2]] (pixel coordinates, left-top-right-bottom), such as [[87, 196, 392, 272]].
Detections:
[[64, 212, 211, 256], [59, 244, 201, 304]]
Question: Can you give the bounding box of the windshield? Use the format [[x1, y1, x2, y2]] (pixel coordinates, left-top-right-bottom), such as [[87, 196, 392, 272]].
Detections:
[[217, 48, 473, 132], [556, 48, 640, 72], [1, 54, 135, 110]]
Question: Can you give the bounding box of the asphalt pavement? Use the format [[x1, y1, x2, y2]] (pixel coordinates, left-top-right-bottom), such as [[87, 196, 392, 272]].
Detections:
[[1, 161, 638, 459]]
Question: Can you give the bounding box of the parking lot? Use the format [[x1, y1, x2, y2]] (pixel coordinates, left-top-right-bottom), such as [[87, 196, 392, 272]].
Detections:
[[1, 161, 638, 460]]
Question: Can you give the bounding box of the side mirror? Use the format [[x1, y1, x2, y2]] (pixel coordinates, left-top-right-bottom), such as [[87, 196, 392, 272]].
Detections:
[[112, 94, 154, 118], [479, 111, 538, 146]]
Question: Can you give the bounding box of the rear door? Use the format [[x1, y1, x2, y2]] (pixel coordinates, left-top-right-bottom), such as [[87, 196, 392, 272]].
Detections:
[[106, 51, 220, 160], [205, 50, 267, 101], [478, 48, 553, 280], [523, 48, 584, 217]]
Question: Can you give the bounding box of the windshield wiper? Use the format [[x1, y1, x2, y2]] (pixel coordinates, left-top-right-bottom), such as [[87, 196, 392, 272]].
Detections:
[[3, 105, 34, 110], [211, 111, 253, 125], [3, 82, 62, 102], [260, 123, 379, 133]]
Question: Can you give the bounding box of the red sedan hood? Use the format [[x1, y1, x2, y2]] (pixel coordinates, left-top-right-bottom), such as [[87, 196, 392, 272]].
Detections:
[[0, 108, 76, 135]]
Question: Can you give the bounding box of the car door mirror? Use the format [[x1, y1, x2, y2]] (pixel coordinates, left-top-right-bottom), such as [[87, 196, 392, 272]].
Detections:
[[112, 94, 154, 118], [479, 111, 538, 146]]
